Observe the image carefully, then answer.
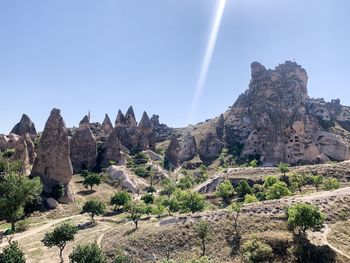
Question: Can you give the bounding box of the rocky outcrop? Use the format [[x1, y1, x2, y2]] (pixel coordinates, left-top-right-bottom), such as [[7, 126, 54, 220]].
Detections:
[[0, 133, 20, 151], [151, 114, 173, 142], [179, 132, 197, 163], [139, 112, 156, 151], [99, 128, 123, 167], [31, 109, 74, 203], [165, 135, 181, 167], [198, 132, 222, 164], [13, 133, 36, 174], [125, 106, 137, 128], [79, 115, 90, 126], [10, 114, 37, 136], [70, 125, 97, 172], [115, 110, 126, 127], [101, 114, 113, 135]]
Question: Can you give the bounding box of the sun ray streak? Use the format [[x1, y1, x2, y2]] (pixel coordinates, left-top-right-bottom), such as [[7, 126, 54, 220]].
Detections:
[[188, 0, 226, 124]]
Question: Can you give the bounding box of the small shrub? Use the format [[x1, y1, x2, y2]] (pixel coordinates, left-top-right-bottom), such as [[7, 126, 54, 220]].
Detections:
[[15, 220, 29, 233], [241, 237, 274, 263], [236, 180, 252, 198], [244, 194, 259, 204], [265, 181, 291, 200], [69, 242, 106, 263], [323, 178, 340, 190]]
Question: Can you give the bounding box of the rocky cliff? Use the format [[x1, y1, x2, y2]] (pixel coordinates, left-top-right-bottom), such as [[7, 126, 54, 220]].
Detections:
[[185, 61, 350, 165]]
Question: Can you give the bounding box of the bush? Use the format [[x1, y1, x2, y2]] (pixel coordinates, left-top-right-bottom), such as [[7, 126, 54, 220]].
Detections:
[[2, 148, 15, 158], [15, 220, 29, 233], [241, 237, 274, 263], [323, 178, 340, 190], [249, 159, 258, 168], [244, 194, 259, 204], [286, 203, 325, 234], [263, 176, 278, 188], [176, 190, 205, 214], [177, 175, 193, 190], [114, 248, 132, 263], [278, 163, 289, 175], [133, 166, 150, 178], [0, 241, 26, 263], [216, 180, 234, 205], [110, 191, 132, 211], [133, 152, 149, 165], [51, 183, 66, 199], [236, 180, 253, 198], [141, 193, 154, 204], [265, 181, 291, 200], [311, 175, 323, 191], [69, 242, 106, 263]]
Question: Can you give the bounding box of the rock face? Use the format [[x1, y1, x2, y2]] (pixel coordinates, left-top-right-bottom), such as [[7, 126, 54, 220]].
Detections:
[[165, 135, 181, 167], [115, 110, 126, 127], [0, 133, 20, 151], [70, 125, 97, 172], [101, 114, 113, 135], [99, 128, 123, 167], [179, 132, 197, 163], [13, 133, 36, 175], [194, 61, 350, 165], [151, 114, 173, 142], [139, 112, 156, 151], [31, 109, 74, 203], [125, 106, 137, 128], [10, 114, 37, 136]]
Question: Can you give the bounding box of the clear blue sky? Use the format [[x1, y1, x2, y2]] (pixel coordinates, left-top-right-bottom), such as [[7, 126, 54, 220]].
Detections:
[[0, 0, 349, 133]]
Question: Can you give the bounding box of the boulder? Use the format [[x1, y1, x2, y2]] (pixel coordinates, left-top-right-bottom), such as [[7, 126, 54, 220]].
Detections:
[[45, 197, 59, 210], [70, 125, 97, 172], [31, 109, 74, 203], [144, 150, 162, 161], [10, 114, 37, 136], [106, 166, 139, 193]]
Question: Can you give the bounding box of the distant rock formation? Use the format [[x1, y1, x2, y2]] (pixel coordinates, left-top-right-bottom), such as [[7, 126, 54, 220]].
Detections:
[[10, 114, 37, 136], [179, 132, 197, 163], [79, 115, 90, 127], [115, 110, 126, 127], [101, 114, 113, 135], [189, 61, 350, 165], [125, 106, 137, 128], [31, 109, 74, 203], [99, 128, 123, 167], [70, 125, 97, 172], [151, 114, 173, 142]]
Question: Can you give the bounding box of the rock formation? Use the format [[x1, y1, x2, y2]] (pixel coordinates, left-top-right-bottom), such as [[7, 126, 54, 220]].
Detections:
[[190, 61, 350, 165], [99, 128, 123, 167], [101, 113, 113, 135], [179, 132, 197, 163], [10, 114, 37, 136], [70, 125, 97, 172], [79, 115, 90, 126], [151, 114, 173, 142], [139, 111, 156, 151], [125, 106, 137, 128], [165, 135, 181, 167], [0, 133, 20, 151], [31, 109, 74, 203], [115, 110, 126, 127]]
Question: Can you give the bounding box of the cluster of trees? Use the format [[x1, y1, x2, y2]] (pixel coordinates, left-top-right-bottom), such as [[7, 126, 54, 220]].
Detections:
[[215, 164, 340, 207]]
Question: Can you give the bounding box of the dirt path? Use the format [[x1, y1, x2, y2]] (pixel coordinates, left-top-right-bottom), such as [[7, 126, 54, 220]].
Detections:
[[322, 224, 350, 260]]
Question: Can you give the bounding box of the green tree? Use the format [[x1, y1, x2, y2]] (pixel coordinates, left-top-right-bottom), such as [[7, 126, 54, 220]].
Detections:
[[110, 191, 131, 211], [263, 176, 278, 188], [249, 159, 258, 168], [0, 241, 26, 263], [159, 196, 180, 216], [265, 181, 291, 200], [323, 178, 340, 190], [125, 201, 146, 229], [241, 237, 274, 263], [160, 179, 177, 196], [215, 180, 234, 205], [194, 220, 211, 257], [230, 202, 242, 234], [83, 173, 102, 190], [244, 194, 259, 204], [41, 223, 78, 263], [278, 163, 289, 176], [141, 193, 154, 204], [152, 202, 166, 219], [178, 190, 205, 214], [290, 173, 306, 194], [69, 242, 106, 263], [286, 203, 325, 234], [219, 148, 229, 167], [0, 174, 42, 231], [236, 180, 253, 198], [311, 175, 323, 191], [82, 200, 106, 222]]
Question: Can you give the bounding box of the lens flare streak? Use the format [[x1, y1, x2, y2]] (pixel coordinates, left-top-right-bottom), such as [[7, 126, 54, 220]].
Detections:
[[188, 0, 226, 124]]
